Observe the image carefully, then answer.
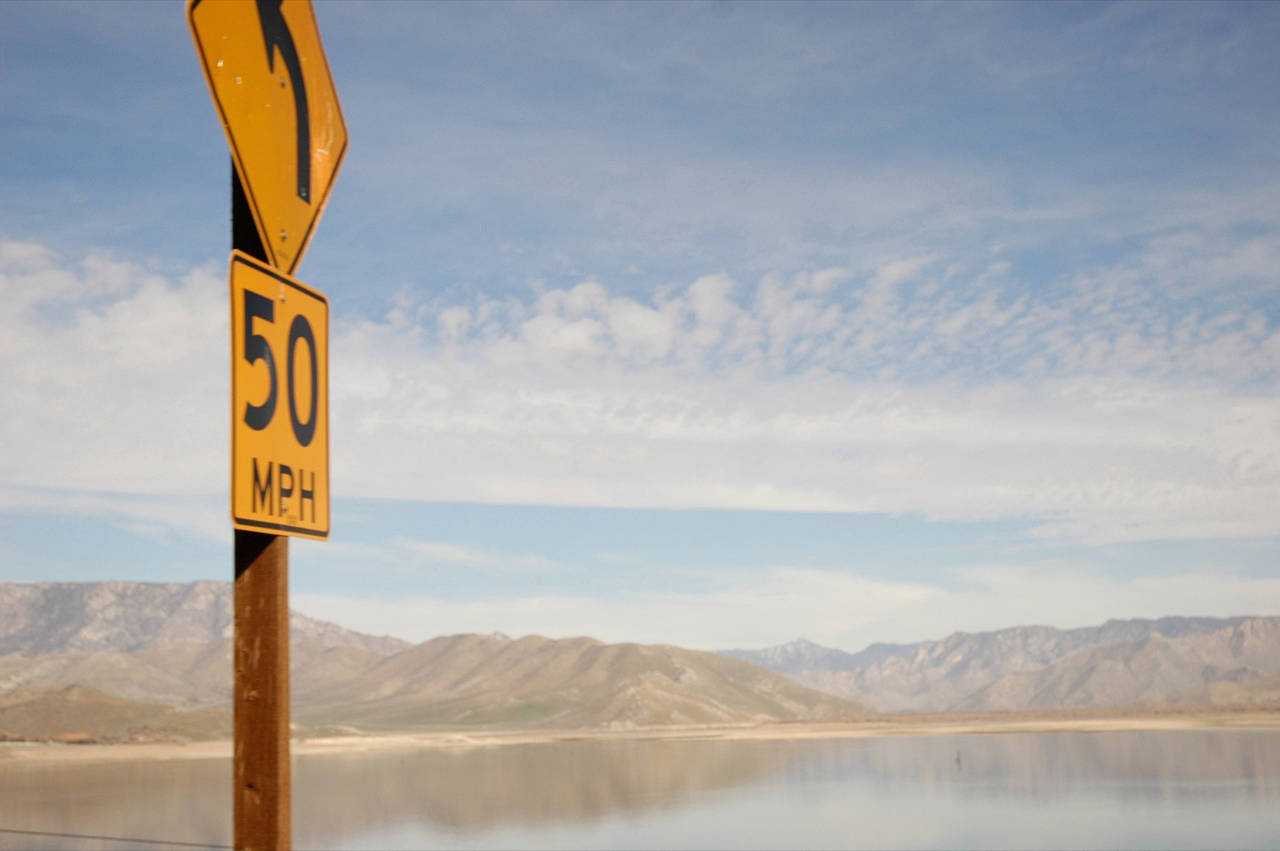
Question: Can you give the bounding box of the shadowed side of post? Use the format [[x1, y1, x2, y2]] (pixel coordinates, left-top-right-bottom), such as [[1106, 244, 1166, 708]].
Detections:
[[233, 161, 290, 851], [234, 530, 290, 850]]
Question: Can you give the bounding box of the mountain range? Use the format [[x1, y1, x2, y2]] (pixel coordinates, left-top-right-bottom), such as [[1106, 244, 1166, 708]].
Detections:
[[0, 582, 861, 742], [2, 581, 1276, 744], [722, 617, 1280, 712]]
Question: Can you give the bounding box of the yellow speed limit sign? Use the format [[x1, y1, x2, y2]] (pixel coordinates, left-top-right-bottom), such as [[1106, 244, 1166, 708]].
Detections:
[[229, 250, 329, 539]]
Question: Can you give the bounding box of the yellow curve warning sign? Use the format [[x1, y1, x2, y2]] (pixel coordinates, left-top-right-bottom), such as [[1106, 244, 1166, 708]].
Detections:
[[189, 0, 347, 275], [230, 251, 329, 539]]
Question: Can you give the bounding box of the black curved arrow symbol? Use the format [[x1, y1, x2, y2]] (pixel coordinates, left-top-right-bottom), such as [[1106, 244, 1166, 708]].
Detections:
[[256, 0, 310, 203]]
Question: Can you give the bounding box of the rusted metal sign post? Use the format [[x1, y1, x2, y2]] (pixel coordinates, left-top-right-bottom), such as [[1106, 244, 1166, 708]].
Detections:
[[189, 2, 346, 847]]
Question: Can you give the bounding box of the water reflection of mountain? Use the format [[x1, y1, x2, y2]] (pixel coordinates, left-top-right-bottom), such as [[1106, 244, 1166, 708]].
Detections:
[[0, 738, 799, 848], [2, 731, 1278, 849], [780, 730, 1280, 802], [0, 757, 231, 849], [292, 738, 797, 837]]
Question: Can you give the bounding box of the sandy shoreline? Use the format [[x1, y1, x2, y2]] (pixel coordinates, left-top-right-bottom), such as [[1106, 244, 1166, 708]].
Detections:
[[3, 708, 1277, 765]]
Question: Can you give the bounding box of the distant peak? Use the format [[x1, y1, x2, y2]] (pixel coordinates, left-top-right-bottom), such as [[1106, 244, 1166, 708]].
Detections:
[[780, 638, 834, 653]]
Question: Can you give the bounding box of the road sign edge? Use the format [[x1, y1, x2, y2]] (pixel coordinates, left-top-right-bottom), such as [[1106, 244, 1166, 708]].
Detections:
[[189, 0, 283, 272]]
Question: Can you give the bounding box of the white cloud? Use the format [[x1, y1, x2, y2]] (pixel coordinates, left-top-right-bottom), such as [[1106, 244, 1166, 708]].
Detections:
[[292, 567, 941, 650], [393, 537, 565, 573], [0, 242, 226, 496], [2, 239, 1278, 547], [0, 485, 227, 545], [870, 256, 933, 293]]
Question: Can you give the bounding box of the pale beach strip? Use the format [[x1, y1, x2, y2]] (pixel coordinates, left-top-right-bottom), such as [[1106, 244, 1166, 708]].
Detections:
[[4, 708, 1278, 765]]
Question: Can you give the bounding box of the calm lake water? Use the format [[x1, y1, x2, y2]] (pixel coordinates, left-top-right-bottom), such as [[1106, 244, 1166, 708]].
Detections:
[[1, 730, 1278, 850]]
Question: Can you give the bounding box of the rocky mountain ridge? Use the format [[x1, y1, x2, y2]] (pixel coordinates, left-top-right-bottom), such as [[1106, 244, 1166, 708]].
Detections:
[[0, 581, 410, 656], [721, 637, 865, 675], [730, 616, 1280, 711]]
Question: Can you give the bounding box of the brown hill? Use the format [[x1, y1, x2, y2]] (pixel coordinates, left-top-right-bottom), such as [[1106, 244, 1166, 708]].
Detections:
[[297, 633, 866, 729], [1162, 675, 1280, 708], [0, 685, 229, 743], [0, 639, 390, 709]]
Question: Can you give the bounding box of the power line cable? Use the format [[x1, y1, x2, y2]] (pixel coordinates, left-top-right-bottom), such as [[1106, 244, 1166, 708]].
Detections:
[[0, 826, 231, 849]]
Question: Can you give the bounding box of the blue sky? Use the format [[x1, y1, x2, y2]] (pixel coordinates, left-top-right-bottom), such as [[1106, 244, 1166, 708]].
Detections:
[[1, 1, 1278, 650]]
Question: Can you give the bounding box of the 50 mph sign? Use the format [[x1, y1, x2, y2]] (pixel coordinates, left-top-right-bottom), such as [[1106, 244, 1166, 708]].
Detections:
[[230, 251, 329, 539]]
